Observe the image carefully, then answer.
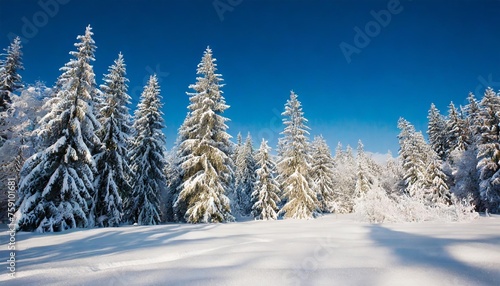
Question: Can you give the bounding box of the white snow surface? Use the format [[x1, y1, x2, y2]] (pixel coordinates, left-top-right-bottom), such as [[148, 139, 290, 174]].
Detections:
[[2, 214, 499, 285]]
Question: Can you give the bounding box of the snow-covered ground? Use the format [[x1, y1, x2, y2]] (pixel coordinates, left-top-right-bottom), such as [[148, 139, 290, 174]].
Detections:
[[2, 214, 499, 286]]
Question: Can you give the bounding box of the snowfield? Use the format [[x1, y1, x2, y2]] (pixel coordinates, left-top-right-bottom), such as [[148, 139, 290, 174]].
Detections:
[[2, 214, 500, 286]]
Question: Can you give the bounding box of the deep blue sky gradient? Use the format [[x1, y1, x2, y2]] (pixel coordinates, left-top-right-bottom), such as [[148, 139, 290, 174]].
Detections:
[[1, 0, 500, 154]]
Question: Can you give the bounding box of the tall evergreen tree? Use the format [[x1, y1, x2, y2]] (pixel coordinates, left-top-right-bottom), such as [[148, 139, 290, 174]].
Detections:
[[0, 36, 23, 112], [465, 92, 481, 143], [251, 139, 281, 220], [310, 135, 336, 212], [399, 117, 452, 205], [476, 87, 500, 212], [332, 143, 357, 213], [93, 53, 132, 227], [0, 83, 51, 223], [424, 151, 451, 205], [16, 26, 100, 232], [449, 92, 481, 208], [227, 131, 243, 212], [398, 118, 430, 197], [127, 75, 166, 225], [446, 102, 468, 155], [277, 91, 319, 219], [0, 37, 24, 148], [355, 140, 372, 197], [234, 133, 257, 215], [427, 103, 448, 160], [233, 132, 243, 161], [175, 47, 234, 223], [379, 150, 402, 195], [451, 145, 481, 207]]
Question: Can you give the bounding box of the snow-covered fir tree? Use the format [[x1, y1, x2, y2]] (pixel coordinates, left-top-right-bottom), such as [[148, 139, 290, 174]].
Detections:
[[447, 92, 482, 208], [424, 151, 451, 205], [0, 36, 23, 112], [310, 135, 336, 213], [277, 91, 319, 219], [0, 36, 24, 150], [450, 145, 480, 207], [379, 151, 402, 195], [398, 118, 430, 197], [175, 47, 234, 223], [234, 132, 257, 215], [355, 140, 372, 198], [0, 83, 50, 221], [233, 132, 243, 161], [127, 75, 166, 225], [251, 139, 281, 220], [446, 102, 468, 155], [465, 92, 481, 143], [399, 117, 453, 205], [332, 143, 357, 213], [476, 87, 500, 212], [427, 103, 448, 160], [93, 53, 132, 227], [16, 26, 100, 232]]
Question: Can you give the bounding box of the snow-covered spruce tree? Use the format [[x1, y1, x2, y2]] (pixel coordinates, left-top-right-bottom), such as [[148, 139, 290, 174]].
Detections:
[[332, 143, 357, 213], [175, 47, 234, 223], [355, 140, 372, 198], [398, 118, 430, 197], [251, 139, 281, 220], [424, 151, 451, 205], [310, 135, 336, 213], [446, 102, 468, 156], [0, 37, 24, 149], [93, 53, 132, 227], [0, 36, 23, 112], [400, 117, 453, 205], [449, 92, 481, 207], [234, 133, 257, 215], [465, 92, 481, 143], [0, 84, 50, 221], [277, 91, 319, 219], [427, 103, 448, 160], [16, 26, 100, 232], [226, 131, 243, 212], [233, 132, 243, 161], [476, 87, 500, 213], [450, 145, 480, 206], [379, 151, 402, 195], [127, 75, 166, 225]]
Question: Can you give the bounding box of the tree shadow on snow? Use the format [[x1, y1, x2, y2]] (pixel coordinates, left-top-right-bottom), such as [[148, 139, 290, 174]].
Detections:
[[368, 225, 500, 285], [15, 223, 224, 269]]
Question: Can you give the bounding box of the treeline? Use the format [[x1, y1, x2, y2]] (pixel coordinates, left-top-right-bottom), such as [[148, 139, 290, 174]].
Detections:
[[0, 26, 488, 232]]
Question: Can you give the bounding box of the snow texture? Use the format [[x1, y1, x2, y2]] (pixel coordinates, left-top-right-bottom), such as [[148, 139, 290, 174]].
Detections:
[[1, 214, 499, 285]]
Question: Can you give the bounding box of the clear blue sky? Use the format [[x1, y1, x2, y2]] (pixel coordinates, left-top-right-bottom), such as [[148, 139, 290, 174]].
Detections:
[[1, 0, 500, 155]]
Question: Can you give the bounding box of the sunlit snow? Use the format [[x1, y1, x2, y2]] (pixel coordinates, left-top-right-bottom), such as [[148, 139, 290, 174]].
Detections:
[[2, 214, 499, 285]]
